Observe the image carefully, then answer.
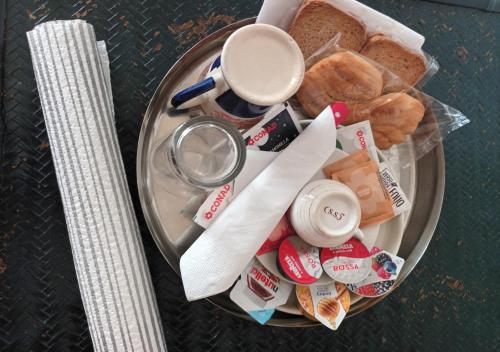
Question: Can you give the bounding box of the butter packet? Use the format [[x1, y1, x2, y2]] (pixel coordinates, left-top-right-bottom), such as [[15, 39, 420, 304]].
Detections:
[[230, 258, 294, 324], [378, 162, 411, 216], [346, 247, 405, 297], [296, 283, 350, 330], [337, 121, 378, 164]]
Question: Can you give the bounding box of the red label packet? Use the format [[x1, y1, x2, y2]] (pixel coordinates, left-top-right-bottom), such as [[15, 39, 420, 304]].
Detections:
[[277, 236, 322, 284], [320, 238, 371, 284]]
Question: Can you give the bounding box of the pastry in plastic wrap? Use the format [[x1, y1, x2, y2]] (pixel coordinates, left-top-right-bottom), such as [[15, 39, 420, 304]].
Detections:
[[345, 92, 426, 149], [297, 51, 383, 117]]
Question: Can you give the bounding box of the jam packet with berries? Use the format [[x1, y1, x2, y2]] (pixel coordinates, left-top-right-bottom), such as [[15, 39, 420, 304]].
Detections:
[[346, 247, 405, 297]]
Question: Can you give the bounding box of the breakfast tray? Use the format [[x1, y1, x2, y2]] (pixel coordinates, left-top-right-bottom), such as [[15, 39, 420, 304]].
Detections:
[[136, 18, 445, 327], [2, 0, 499, 350]]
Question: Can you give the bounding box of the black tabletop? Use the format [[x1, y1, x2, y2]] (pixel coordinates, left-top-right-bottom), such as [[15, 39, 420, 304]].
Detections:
[[0, 0, 499, 351]]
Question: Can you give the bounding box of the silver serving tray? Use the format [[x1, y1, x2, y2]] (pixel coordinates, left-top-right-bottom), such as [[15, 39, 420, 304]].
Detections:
[[137, 18, 445, 327]]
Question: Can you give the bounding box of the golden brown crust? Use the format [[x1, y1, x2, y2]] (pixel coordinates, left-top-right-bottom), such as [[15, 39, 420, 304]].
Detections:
[[288, 0, 367, 59], [297, 51, 383, 117], [360, 34, 427, 87], [345, 92, 426, 149]]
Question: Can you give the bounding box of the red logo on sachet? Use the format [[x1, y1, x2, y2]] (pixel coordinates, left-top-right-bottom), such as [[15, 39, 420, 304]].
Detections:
[[246, 122, 278, 146], [203, 183, 232, 220], [330, 102, 349, 126]]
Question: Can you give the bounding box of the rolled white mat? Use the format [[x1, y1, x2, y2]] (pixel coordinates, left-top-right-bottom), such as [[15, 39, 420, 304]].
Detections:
[[27, 20, 167, 352]]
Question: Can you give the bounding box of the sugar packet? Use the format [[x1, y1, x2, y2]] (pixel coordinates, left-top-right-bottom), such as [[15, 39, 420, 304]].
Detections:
[[244, 103, 302, 152], [378, 162, 411, 215], [337, 121, 378, 164]]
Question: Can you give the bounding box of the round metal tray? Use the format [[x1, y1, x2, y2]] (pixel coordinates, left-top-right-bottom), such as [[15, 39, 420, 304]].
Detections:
[[137, 18, 445, 327]]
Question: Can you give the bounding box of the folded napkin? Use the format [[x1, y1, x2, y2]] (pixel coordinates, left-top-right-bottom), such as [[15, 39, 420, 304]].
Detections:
[[180, 104, 345, 301], [256, 0, 304, 29], [27, 21, 167, 352]]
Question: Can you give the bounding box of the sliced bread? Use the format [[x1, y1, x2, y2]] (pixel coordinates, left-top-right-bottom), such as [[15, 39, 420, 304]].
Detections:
[[360, 34, 427, 87], [288, 0, 367, 59]]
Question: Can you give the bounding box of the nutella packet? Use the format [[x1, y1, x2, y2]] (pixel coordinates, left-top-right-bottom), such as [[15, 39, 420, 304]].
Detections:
[[347, 247, 405, 297], [296, 283, 350, 330], [337, 121, 378, 164], [194, 103, 302, 229], [230, 258, 294, 324], [378, 162, 411, 215], [248, 309, 275, 325]]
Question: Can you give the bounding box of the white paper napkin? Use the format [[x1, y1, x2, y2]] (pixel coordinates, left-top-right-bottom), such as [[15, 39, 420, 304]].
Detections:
[[193, 149, 278, 228], [180, 105, 342, 301], [256, 0, 304, 30], [27, 20, 167, 352], [256, 0, 425, 52], [327, 0, 425, 52]]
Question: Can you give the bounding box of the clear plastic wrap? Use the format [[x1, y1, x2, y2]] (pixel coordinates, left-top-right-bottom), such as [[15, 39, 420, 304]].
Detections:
[[304, 34, 440, 89], [294, 36, 470, 163]]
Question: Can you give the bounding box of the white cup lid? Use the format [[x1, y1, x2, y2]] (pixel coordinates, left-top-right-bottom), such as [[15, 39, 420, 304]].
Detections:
[[309, 188, 361, 239], [221, 24, 305, 106]]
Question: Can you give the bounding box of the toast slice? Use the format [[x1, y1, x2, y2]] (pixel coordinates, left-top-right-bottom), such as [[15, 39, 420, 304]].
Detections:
[[360, 34, 427, 86], [288, 0, 367, 59]]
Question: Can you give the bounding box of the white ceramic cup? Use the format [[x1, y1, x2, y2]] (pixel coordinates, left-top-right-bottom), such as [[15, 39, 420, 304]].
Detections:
[[170, 24, 304, 128], [290, 180, 363, 248]]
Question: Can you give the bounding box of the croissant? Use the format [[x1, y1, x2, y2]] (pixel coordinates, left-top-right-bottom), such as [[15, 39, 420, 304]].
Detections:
[[297, 51, 383, 117], [346, 92, 426, 149]]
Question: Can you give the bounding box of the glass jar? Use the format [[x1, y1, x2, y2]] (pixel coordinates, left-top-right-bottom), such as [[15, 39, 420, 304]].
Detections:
[[152, 116, 246, 197]]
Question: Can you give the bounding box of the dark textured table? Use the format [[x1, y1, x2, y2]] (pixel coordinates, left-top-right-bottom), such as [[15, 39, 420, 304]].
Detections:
[[0, 0, 499, 351]]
